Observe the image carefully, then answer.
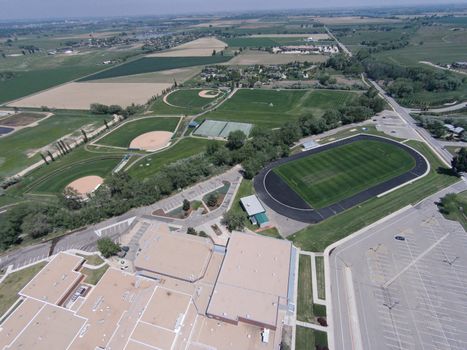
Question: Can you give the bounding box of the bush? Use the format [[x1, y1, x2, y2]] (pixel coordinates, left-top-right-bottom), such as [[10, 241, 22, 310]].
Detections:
[[222, 210, 246, 231], [207, 193, 218, 207]]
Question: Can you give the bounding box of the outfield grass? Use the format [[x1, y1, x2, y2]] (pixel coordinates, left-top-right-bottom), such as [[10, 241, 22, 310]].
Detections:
[[80, 56, 231, 81], [275, 140, 415, 209], [97, 117, 179, 148], [128, 137, 219, 179], [0, 111, 106, 177], [202, 89, 357, 128], [0, 262, 46, 316], [296, 326, 328, 350], [289, 140, 459, 251], [167, 89, 219, 109]]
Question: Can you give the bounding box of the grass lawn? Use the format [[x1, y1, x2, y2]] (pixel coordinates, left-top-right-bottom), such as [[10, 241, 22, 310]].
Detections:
[[97, 117, 180, 148], [275, 139, 415, 208], [76, 254, 104, 266], [201, 88, 357, 128], [80, 56, 231, 81], [0, 111, 106, 177], [81, 264, 109, 285], [167, 89, 219, 110], [0, 262, 46, 316], [128, 137, 220, 179], [315, 256, 326, 300], [289, 141, 459, 251], [296, 326, 328, 350], [224, 36, 324, 48]]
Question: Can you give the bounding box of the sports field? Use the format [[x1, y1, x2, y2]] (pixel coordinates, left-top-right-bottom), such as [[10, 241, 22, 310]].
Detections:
[[0, 112, 106, 177], [166, 89, 220, 109], [203, 88, 357, 128], [274, 139, 415, 209], [80, 56, 231, 81], [96, 117, 179, 148]]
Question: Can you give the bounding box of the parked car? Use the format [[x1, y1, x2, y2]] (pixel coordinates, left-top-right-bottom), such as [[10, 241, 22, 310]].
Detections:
[[394, 235, 405, 241]]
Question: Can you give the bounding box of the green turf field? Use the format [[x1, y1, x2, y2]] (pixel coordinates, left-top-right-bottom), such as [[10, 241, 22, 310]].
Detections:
[[274, 139, 415, 208], [128, 137, 220, 179], [96, 117, 179, 148], [166, 89, 220, 109], [202, 88, 357, 128], [79, 56, 231, 81], [0, 112, 106, 177]]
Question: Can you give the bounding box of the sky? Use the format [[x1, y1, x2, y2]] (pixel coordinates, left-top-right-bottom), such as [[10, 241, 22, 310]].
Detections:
[[1, 0, 466, 20]]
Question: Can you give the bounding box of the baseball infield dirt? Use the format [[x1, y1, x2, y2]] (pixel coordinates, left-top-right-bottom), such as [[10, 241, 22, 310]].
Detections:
[[67, 175, 103, 196], [129, 131, 173, 151], [198, 90, 220, 98]]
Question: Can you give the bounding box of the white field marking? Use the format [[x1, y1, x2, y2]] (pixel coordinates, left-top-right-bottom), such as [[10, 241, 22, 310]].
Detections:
[[383, 232, 450, 288], [344, 266, 364, 350]]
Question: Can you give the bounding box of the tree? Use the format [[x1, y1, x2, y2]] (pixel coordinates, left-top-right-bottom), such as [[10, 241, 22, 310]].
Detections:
[[226, 130, 246, 150], [21, 213, 51, 239], [207, 193, 218, 207], [183, 199, 190, 211], [452, 147, 467, 175], [187, 227, 197, 235], [97, 237, 120, 258], [222, 210, 246, 232]]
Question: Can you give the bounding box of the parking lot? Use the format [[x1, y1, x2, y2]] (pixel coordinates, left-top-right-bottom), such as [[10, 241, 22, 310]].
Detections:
[[330, 181, 467, 350]]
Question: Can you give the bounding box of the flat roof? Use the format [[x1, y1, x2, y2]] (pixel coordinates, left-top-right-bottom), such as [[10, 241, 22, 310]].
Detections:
[[19, 252, 84, 304], [6, 304, 86, 350], [207, 232, 292, 329], [134, 223, 213, 282], [240, 195, 265, 216]]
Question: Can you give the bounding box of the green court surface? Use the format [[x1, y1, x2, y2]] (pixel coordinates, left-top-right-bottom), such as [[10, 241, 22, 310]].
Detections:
[[79, 56, 231, 81], [202, 88, 357, 128], [274, 139, 415, 209], [96, 117, 179, 148], [0, 112, 106, 177]]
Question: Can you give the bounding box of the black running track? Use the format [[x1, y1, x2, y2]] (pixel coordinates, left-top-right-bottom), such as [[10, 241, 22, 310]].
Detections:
[[253, 134, 429, 224]]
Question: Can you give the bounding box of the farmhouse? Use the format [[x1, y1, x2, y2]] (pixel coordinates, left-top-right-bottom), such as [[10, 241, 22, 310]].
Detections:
[[240, 194, 270, 227]]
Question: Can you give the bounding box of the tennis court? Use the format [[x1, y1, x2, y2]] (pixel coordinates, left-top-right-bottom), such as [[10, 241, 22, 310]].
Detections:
[[194, 119, 253, 138]]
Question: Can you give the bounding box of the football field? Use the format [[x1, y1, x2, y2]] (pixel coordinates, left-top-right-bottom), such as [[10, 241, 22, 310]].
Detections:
[[274, 139, 416, 209]]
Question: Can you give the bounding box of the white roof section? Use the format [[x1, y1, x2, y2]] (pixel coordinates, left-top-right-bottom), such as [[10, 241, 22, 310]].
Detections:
[[240, 195, 265, 216]]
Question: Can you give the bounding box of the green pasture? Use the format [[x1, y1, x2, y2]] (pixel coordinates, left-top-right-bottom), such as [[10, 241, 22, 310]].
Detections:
[[202, 88, 357, 128], [128, 137, 220, 179], [97, 117, 179, 148], [224, 36, 321, 48], [80, 56, 231, 81], [0, 111, 106, 177], [289, 140, 459, 252], [275, 139, 415, 208]]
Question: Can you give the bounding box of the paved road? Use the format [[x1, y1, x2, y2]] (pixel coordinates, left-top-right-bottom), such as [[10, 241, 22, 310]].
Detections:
[[370, 80, 453, 166], [410, 101, 467, 114], [329, 180, 467, 350], [0, 167, 242, 271]]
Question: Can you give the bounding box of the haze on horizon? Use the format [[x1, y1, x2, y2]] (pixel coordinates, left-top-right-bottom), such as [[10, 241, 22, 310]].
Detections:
[[1, 0, 467, 20]]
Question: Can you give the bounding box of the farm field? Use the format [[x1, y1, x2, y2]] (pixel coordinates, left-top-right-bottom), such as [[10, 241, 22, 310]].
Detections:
[[226, 50, 327, 65], [128, 137, 219, 179], [96, 117, 179, 148], [80, 56, 232, 81], [224, 36, 329, 48], [289, 141, 459, 252], [0, 111, 106, 177], [274, 139, 415, 209], [202, 88, 357, 128], [147, 37, 227, 57], [9, 82, 170, 110]]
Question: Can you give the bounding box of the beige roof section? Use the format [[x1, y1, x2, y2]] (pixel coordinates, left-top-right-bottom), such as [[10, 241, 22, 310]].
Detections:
[[189, 316, 276, 350], [19, 252, 83, 304], [134, 223, 213, 282], [141, 287, 191, 330], [125, 340, 157, 350], [69, 268, 156, 350], [130, 322, 175, 349], [6, 304, 86, 350], [207, 232, 292, 329], [0, 298, 45, 349]]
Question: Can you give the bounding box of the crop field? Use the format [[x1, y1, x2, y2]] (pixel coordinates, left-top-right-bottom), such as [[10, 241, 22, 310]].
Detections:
[[225, 37, 319, 48], [80, 56, 232, 81], [128, 137, 220, 179], [202, 88, 357, 128], [96, 117, 179, 148], [0, 112, 106, 177], [147, 37, 227, 57], [274, 139, 415, 209]]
